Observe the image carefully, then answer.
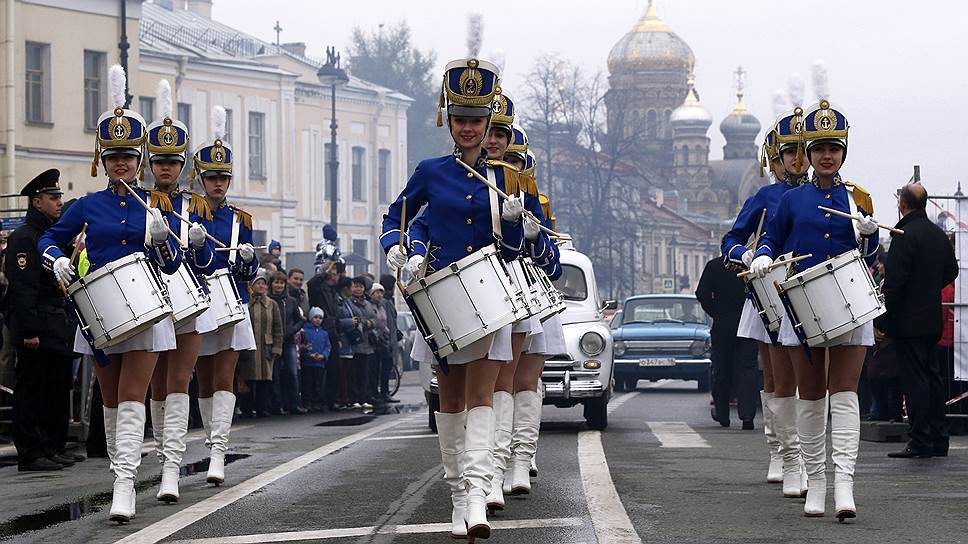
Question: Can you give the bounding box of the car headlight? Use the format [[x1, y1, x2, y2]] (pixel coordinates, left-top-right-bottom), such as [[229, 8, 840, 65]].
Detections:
[[580, 331, 606, 356], [689, 338, 712, 357], [613, 340, 627, 357]]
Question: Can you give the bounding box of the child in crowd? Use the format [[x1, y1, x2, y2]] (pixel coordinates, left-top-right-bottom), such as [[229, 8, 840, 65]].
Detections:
[[299, 307, 331, 412]]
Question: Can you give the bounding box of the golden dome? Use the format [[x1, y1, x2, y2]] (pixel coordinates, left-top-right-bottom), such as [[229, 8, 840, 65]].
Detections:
[[607, 1, 695, 74]]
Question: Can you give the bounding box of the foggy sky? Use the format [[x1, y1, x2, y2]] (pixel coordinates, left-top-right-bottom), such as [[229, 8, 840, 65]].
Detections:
[[214, 0, 968, 224]]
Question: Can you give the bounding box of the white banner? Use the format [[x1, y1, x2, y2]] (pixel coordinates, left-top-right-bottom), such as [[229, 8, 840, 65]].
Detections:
[[954, 198, 968, 381]]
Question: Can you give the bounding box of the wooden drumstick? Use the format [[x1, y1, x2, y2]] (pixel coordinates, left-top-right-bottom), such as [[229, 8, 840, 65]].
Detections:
[[168, 207, 227, 248], [817, 205, 904, 235], [214, 245, 268, 252], [737, 254, 813, 278], [114, 178, 182, 241], [455, 158, 571, 240], [58, 224, 88, 297], [749, 208, 767, 250]]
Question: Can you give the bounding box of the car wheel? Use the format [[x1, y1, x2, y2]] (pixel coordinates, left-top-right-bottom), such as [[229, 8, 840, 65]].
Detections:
[[584, 395, 608, 430], [428, 392, 440, 433], [697, 372, 711, 393]]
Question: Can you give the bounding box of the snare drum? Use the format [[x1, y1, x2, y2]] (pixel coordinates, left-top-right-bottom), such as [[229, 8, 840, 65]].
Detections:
[[405, 244, 522, 358], [746, 253, 793, 332], [507, 258, 538, 321], [203, 268, 246, 332], [162, 263, 211, 330], [778, 249, 885, 347], [68, 253, 172, 349]]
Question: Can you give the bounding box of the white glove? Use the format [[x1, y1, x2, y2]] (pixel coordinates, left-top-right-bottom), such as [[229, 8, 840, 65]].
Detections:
[[148, 208, 169, 246], [502, 195, 524, 222], [53, 256, 75, 285], [405, 255, 425, 278], [857, 214, 878, 236], [750, 255, 774, 278], [386, 245, 408, 273], [238, 243, 255, 264], [741, 249, 754, 267], [188, 222, 208, 249], [524, 217, 541, 241]]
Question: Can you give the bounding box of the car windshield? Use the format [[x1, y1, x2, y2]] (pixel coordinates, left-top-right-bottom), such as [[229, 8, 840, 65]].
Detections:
[[622, 298, 709, 325], [553, 264, 588, 301], [609, 310, 623, 329]]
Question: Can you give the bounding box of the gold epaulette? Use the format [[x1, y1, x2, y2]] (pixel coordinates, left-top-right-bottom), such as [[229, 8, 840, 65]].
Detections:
[[148, 190, 174, 213], [186, 192, 214, 221], [523, 172, 539, 198], [229, 205, 253, 230], [844, 180, 873, 215], [487, 159, 523, 195]]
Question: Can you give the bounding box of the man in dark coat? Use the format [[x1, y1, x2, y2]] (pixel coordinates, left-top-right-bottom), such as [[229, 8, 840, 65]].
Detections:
[[880, 184, 959, 458], [4, 169, 80, 471], [696, 253, 758, 429]]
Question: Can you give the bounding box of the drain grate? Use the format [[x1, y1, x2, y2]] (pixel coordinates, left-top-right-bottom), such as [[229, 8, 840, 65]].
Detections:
[[315, 415, 377, 427]]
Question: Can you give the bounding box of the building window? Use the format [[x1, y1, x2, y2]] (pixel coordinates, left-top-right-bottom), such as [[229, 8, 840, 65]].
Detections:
[[25, 42, 51, 124], [324, 143, 338, 199], [664, 109, 672, 138], [646, 110, 658, 139], [248, 112, 266, 179], [223, 108, 233, 147], [378, 149, 391, 203], [352, 239, 368, 273], [351, 146, 365, 201], [140, 97, 155, 124], [83, 50, 107, 130], [177, 103, 191, 134]]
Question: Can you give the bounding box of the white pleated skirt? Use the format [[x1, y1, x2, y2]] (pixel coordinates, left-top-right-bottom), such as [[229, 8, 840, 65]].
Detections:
[[74, 318, 177, 355], [736, 299, 772, 344], [173, 306, 218, 336], [198, 305, 256, 356], [778, 310, 875, 348], [525, 314, 567, 356], [512, 314, 537, 334], [410, 323, 513, 365]]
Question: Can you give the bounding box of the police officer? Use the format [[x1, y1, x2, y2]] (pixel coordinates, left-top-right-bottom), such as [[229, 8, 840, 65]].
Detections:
[[6, 169, 79, 472]]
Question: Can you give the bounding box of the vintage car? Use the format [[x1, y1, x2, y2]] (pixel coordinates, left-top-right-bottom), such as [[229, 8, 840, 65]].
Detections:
[[422, 246, 615, 431], [611, 294, 712, 392]]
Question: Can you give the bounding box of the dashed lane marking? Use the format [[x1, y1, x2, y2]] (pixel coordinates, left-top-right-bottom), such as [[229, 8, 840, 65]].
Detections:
[[607, 392, 640, 415], [577, 430, 642, 544], [165, 517, 584, 543], [646, 421, 710, 448], [116, 418, 405, 544]]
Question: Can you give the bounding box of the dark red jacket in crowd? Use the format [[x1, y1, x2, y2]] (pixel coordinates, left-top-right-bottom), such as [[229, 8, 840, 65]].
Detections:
[[939, 282, 955, 347]]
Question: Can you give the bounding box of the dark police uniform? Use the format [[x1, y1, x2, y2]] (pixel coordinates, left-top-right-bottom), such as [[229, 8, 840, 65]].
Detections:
[[4, 169, 77, 471]]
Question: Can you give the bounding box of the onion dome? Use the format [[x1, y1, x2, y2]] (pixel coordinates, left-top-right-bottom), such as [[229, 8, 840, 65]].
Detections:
[[671, 75, 712, 129], [719, 69, 761, 142], [607, 1, 695, 74]]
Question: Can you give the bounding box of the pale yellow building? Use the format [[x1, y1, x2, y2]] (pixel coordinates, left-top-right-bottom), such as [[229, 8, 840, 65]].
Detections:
[[1, 0, 410, 275]]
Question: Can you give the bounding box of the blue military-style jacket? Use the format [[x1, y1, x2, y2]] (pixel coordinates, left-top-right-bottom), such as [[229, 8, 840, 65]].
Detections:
[[39, 184, 182, 276], [166, 190, 217, 276], [755, 175, 879, 272], [722, 176, 803, 265], [206, 199, 259, 303], [380, 153, 523, 269]]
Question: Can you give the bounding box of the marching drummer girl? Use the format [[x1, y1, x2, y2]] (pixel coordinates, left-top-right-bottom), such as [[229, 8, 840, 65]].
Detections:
[[507, 151, 565, 498], [383, 58, 524, 540], [751, 100, 878, 520], [38, 65, 183, 523], [722, 112, 808, 499], [194, 105, 259, 487], [144, 79, 218, 502]]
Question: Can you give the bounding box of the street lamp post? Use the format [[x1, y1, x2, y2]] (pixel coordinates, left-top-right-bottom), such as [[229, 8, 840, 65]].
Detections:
[[670, 235, 678, 293], [316, 46, 349, 232]]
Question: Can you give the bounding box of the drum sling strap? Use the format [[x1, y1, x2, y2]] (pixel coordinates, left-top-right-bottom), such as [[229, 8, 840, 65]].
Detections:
[[487, 166, 504, 247], [228, 210, 241, 267], [179, 193, 191, 248]]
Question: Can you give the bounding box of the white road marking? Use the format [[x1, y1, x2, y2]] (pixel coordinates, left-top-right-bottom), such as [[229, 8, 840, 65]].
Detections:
[[365, 433, 438, 441], [577, 431, 642, 544], [646, 421, 710, 448], [641, 379, 674, 388], [116, 418, 405, 544], [607, 392, 640, 415], [166, 517, 584, 543]]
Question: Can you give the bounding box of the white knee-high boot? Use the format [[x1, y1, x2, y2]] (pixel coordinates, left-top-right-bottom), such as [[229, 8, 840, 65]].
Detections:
[[508, 390, 541, 495], [435, 411, 467, 539], [103, 406, 118, 477], [771, 396, 804, 498], [109, 401, 146, 523], [462, 405, 494, 539], [157, 393, 189, 502], [486, 391, 513, 510], [761, 391, 783, 483], [199, 396, 213, 449], [149, 399, 165, 463], [798, 397, 828, 517], [830, 391, 859, 521], [207, 391, 235, 485]]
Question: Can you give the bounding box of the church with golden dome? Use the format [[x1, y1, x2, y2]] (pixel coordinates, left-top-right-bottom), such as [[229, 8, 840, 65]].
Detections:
[[606, 1, 767, 292]]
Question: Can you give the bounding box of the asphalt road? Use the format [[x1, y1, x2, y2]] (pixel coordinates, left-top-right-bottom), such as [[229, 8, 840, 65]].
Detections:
[[2, 373, 966, 544]]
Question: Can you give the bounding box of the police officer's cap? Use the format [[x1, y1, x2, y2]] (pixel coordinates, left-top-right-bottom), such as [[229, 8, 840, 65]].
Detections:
[[20, 168, 64, 197]]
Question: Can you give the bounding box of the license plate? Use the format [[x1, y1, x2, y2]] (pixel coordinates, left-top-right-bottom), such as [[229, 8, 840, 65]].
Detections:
[[639, 358, 675, 367]]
